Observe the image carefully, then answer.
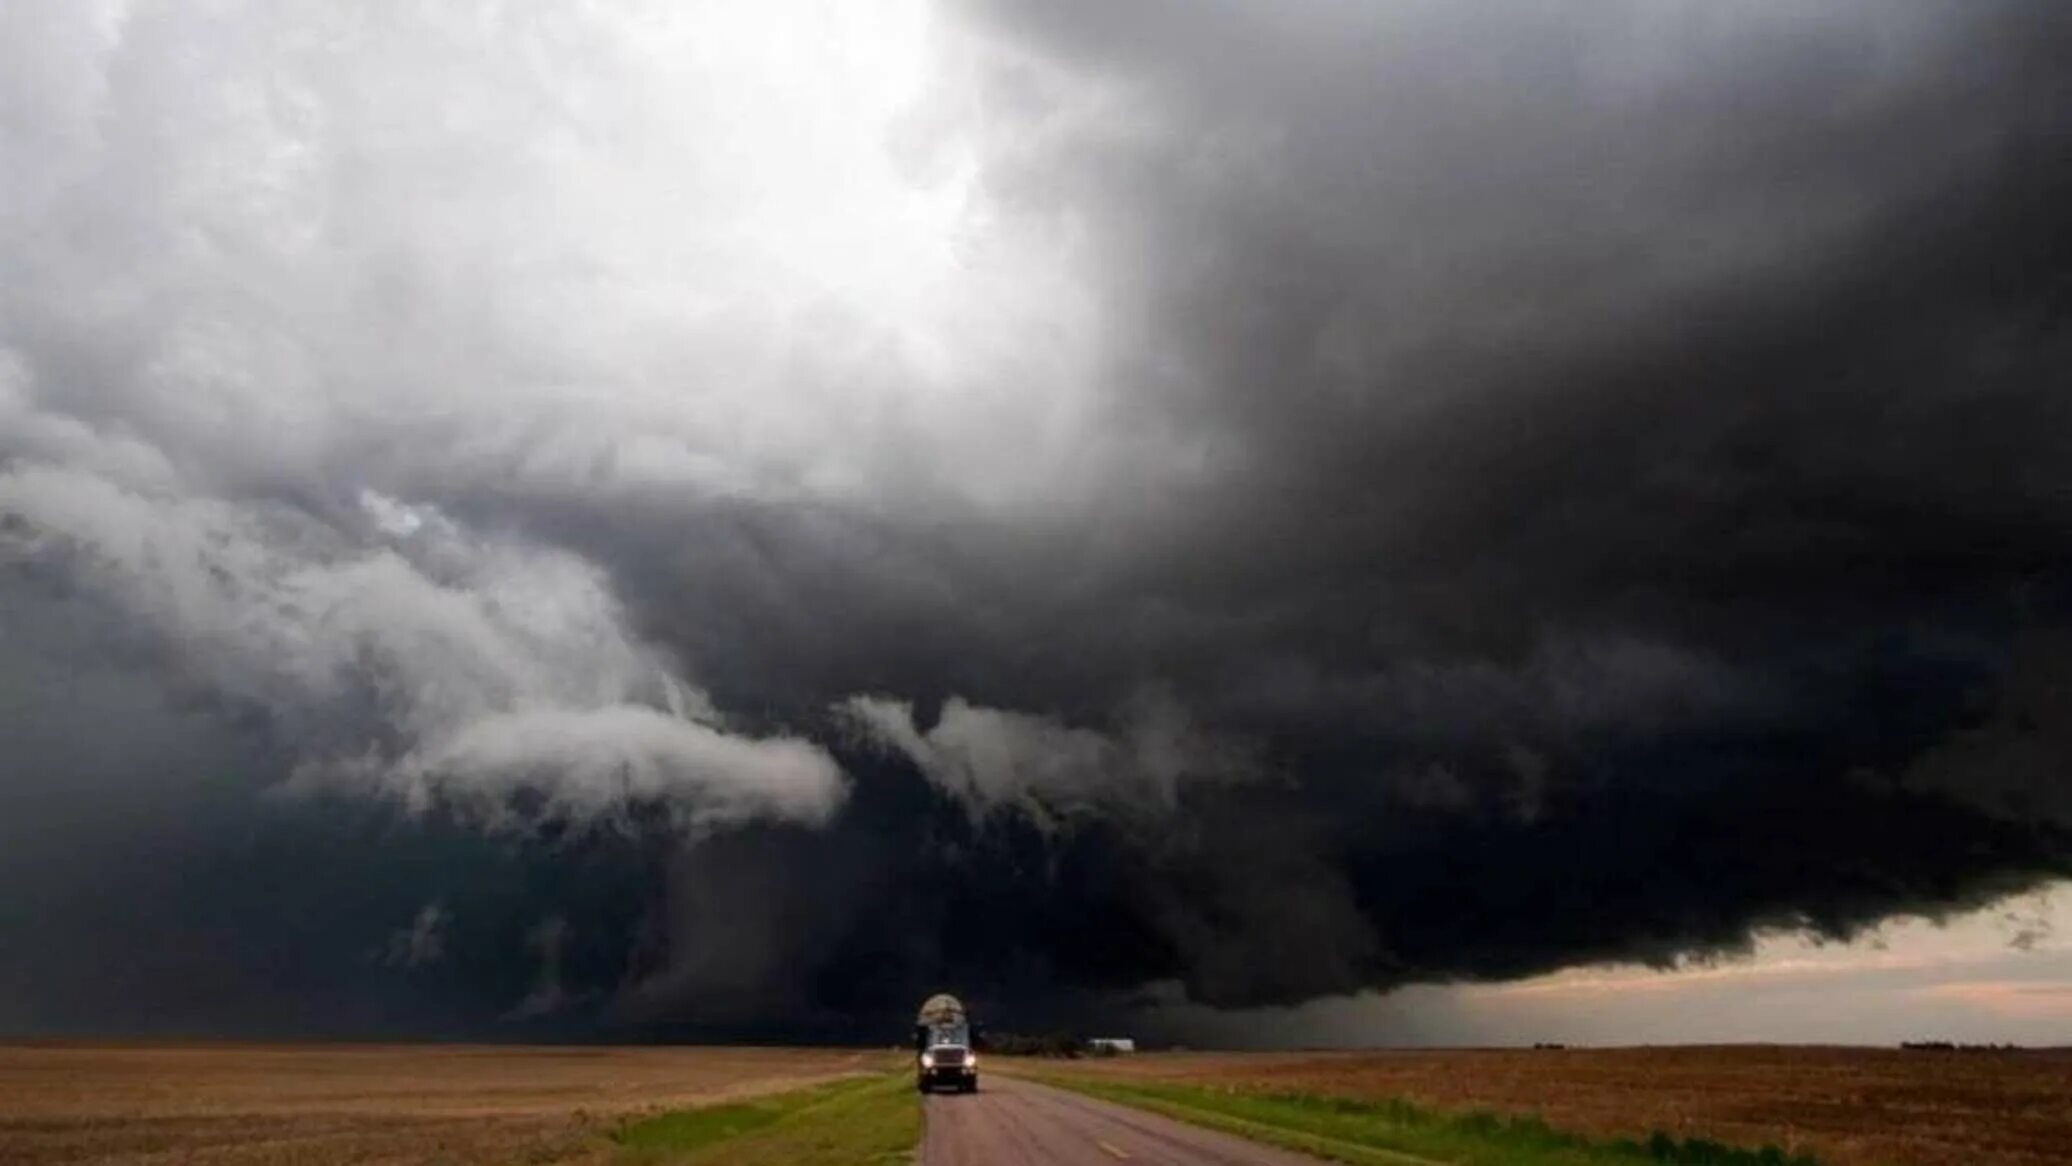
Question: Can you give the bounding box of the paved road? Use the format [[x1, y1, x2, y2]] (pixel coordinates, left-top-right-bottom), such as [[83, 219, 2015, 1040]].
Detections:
[[917, 1072, 1323, 1165]]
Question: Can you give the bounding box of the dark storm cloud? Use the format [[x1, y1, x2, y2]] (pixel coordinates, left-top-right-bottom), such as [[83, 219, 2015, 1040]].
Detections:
[[3, 0, 2071, 1035]]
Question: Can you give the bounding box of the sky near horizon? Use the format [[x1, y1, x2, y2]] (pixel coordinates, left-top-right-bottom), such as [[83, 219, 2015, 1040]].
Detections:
[[3, 0, 2070, 1043], [1147, 884, 2072, 1047]]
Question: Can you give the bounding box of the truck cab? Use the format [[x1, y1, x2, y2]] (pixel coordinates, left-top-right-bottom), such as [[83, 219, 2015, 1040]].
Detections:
[[914, 993, 979, 1093]]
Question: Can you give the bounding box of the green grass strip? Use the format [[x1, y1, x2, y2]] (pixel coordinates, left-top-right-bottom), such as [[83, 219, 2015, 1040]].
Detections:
[[1019, 1072, 1819, 1166], [614, 1072, 919, 1165]]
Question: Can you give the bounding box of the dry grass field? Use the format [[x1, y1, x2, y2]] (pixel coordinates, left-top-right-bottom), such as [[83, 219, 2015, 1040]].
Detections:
[[0, 1042, 888, 1165], [1037, 1045, 2072, 1166], [12, 1042, 2069, 1165]]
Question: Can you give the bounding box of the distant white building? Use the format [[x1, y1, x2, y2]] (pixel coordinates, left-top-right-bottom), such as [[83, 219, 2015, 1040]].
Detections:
[[1087, 1037, 1136, 1054]]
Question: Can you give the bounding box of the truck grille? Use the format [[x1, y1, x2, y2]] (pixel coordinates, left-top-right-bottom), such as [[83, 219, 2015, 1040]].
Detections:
[[932, 1048, 966, 1067]]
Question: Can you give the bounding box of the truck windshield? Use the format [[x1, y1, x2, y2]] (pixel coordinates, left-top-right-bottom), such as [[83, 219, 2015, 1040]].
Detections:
[[927, 1022, 968, 1047]]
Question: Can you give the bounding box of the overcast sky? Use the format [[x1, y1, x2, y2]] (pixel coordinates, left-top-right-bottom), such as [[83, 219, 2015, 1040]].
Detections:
[[3, 0, 2070, 1044]]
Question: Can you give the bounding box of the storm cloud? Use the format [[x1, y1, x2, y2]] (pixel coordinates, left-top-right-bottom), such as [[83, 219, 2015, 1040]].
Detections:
[[3, 0, 2070, 1036]]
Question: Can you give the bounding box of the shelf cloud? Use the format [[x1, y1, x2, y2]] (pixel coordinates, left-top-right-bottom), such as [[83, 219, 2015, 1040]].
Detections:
[[3, 0, 2069, 1037]]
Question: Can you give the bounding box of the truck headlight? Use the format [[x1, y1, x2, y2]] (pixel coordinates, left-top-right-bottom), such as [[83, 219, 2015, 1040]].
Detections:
[[966, 1054, 977, 1068], [920, 1053, 934, 1068]]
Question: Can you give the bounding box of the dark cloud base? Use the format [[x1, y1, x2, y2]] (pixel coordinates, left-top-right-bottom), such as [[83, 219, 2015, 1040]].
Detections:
[[6, 724, 2066, 1041]]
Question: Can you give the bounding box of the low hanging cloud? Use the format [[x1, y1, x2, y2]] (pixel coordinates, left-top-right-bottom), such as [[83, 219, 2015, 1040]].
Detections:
[[843, 692, 1255, 821], [0, 463, 845, 831], [4, 0, 2072, 1037]]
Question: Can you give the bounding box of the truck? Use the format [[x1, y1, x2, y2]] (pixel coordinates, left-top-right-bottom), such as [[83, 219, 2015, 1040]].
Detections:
[[913, 993, 979, 1093]]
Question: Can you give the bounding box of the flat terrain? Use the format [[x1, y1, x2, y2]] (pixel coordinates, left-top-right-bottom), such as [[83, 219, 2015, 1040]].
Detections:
[[10, 1043, 2069, 1165], [614, 1074, 920, 1164], [920, 1073, 1325, 1166], [1035, 1046, 2072, 1166], [0, 1042, 885, 1164]]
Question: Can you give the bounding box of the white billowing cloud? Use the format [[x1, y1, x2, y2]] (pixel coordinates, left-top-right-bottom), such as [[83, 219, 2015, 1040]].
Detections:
[[0, 463, 844, 829], [367, 705, 844, 829], [843, 692, 1254, 821], [0, 350, 179, 492], [0, 0, 1141, 834], [0, 0, 1123, 521]]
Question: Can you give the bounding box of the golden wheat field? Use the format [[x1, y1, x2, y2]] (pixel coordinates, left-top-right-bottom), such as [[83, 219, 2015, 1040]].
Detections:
[[1045, 1045, 2072, 1166], [0, 1042, 884, 1165]]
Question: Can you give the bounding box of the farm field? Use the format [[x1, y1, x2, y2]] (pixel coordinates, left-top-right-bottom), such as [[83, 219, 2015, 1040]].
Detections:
[[9, 1042, 2070, 1165], [1027, 1045, 2072, 1166], [0, 1042, 891, 1165]]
